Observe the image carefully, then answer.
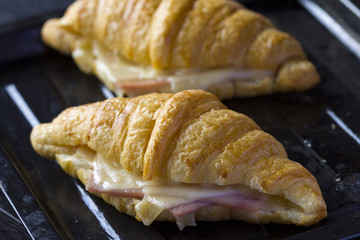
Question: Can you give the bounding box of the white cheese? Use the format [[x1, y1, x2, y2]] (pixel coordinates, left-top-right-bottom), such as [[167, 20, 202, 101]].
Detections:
[[71, 40, 272, 96], [79, 151, 266, 228]]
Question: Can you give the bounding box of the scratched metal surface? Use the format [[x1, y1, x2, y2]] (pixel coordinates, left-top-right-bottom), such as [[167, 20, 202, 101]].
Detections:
[[0, 0, 360, 239]]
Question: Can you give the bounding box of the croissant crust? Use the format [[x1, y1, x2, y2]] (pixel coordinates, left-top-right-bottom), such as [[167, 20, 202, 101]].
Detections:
[[30, 90, 326, 227], [41, 0, 320, 99]]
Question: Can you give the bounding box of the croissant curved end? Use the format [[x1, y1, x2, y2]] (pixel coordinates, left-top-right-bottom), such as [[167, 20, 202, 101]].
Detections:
[[275, 59, 321, 92]]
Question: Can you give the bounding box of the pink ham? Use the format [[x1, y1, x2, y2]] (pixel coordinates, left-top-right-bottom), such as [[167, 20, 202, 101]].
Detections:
[[115, 79, 170, 95], [168, 191, 265, 217], [168, 201, 212, 217], [205, 191, 265, 211]]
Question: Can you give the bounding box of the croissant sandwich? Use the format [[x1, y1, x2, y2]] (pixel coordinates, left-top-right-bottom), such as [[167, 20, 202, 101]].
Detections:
[[30, 89, 326, 229], [41, 0, 320, 99]]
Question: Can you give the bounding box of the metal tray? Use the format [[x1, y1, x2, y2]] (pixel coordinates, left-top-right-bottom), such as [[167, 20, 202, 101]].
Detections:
[[1, 1, 360, 239]]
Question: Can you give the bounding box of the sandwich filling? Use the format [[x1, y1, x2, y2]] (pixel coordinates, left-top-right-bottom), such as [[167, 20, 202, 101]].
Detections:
[[56, 145, 303, 230], [72, 40, 273, 97]]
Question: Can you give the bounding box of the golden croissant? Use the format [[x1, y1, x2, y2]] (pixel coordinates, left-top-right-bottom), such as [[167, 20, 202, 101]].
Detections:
[[41, 0, 320, 99], [30, 89, 326, 229]]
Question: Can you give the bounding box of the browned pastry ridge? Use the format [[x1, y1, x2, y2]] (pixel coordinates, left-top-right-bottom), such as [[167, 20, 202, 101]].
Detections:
[[30, 90, 327, 229], [41, 0, 320, 99]]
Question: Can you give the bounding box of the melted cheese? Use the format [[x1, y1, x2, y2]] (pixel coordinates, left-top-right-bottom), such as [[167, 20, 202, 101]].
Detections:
[[88, 152, 266, 227], [72, 40, 272, 96], [57, 147, 270, 229]]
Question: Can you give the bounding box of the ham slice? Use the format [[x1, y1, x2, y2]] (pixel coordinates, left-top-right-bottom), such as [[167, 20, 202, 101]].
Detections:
[[115, 79, 170, 90], [115, 79, 170, 96], [168, 191, 265, 217], [168, 201, 212, 217], [205, 191, 265, 211]]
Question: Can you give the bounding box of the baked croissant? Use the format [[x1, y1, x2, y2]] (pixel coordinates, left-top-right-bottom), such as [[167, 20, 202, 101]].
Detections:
[[30, 89, 326, 229], [41, 0, 320, 99]]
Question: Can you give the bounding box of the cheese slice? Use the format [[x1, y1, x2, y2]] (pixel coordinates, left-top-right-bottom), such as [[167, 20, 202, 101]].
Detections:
[[72, 40, 272, 97]]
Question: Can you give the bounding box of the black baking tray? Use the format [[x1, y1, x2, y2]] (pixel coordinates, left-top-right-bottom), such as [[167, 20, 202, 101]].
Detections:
[[1, 0, 360, 239]]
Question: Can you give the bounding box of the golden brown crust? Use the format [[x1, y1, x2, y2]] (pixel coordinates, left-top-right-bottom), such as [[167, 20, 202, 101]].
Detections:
[[41, 19, 81, 55], [143, 90, 226, 179], [41, 0, 320, 99], [275, 58, 321, 92], [30, 90, 327, 226]]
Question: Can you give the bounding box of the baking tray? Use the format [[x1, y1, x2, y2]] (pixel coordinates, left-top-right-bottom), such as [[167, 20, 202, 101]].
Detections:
[[1, 1, 360, 239]]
